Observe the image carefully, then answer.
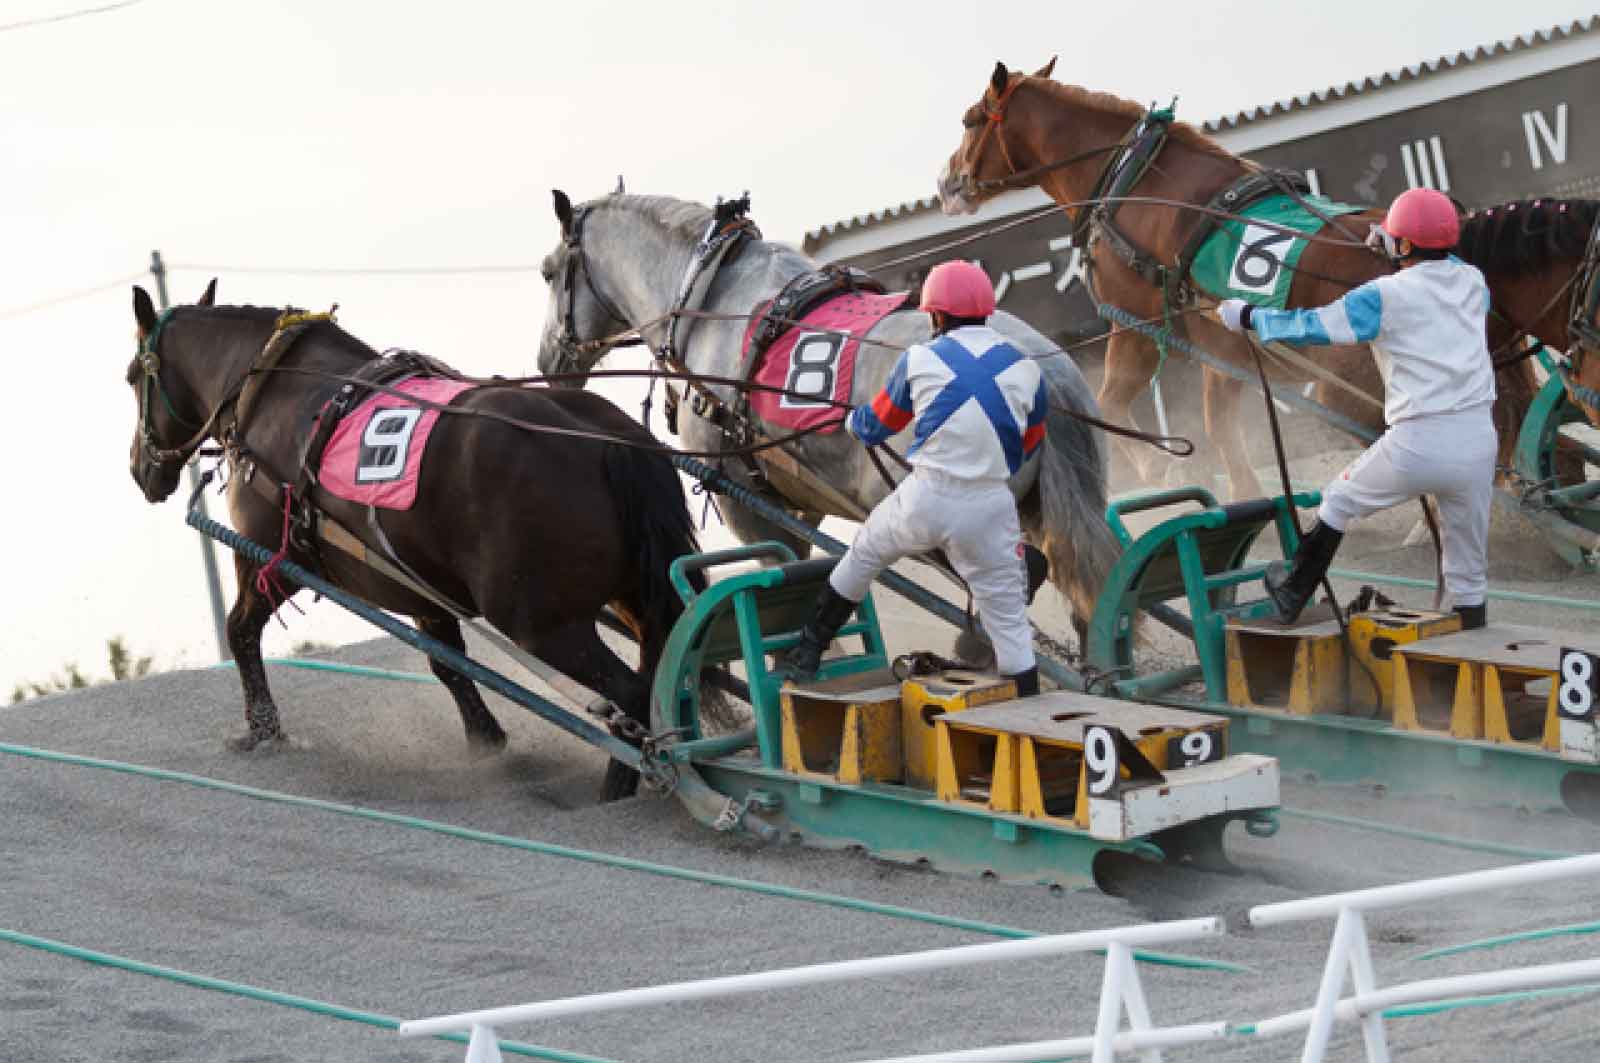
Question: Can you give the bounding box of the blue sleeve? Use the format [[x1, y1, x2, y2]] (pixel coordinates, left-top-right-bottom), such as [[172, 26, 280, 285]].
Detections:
[[848, 351, 914, 445], [1251, 282, 1384, 347]]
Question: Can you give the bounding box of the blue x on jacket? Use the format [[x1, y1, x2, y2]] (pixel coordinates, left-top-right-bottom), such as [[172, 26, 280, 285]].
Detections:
[[848, 325, 1047, 481]]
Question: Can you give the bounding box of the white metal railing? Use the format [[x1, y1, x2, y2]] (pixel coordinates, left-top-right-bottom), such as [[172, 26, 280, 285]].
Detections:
[[398, 917, 1228, 1063], [1246, 852, 1600, 1063]]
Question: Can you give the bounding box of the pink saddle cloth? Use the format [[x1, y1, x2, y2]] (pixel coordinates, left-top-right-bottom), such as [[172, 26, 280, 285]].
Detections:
[[319, 376, 475, 510], [746, 290, 909, 432]]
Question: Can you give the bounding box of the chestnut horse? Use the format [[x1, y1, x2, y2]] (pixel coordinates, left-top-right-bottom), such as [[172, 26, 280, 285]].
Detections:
[[126, 283, 703, 799], [936, 60, 1545, 499]]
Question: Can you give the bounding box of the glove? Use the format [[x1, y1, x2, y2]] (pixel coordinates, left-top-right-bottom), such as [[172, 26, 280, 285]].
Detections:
[[1216, 298, 1253, 333], [844, 406, 864, 440]]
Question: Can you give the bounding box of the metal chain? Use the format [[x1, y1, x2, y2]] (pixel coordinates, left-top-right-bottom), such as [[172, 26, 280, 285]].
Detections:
[[584, 702, 682, 793]]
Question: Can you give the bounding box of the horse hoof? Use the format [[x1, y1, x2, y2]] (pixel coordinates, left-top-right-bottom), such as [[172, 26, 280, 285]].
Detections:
[[600, 761, 641, 802], [227, 730, 288, 753], [466, 731, 508, 759]]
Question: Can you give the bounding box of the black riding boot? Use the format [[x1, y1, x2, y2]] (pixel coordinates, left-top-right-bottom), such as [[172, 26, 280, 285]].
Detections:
[[780, 585, 858, 682], [1454, 603, 1487, 630], [1005, 666, 1040, 697], [1263, 520, 1344, 624]]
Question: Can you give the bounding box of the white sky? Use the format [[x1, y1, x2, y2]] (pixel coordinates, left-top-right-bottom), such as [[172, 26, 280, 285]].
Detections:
[[1, 0, 1594, 695]]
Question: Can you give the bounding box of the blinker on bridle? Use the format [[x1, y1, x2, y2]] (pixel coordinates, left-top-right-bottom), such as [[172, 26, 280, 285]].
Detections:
[[553, 205, 642, 376], [134, 306, 203, 467], [957, 78, 1025, 199]]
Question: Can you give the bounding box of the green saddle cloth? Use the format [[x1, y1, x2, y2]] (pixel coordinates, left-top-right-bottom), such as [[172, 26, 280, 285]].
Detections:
[[1191, 194, 1367, 308]]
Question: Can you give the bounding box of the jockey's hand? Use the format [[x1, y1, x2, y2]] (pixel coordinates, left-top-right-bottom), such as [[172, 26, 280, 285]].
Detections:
[[843, 407, 864, 440], [1216, 299, 1254, 333]]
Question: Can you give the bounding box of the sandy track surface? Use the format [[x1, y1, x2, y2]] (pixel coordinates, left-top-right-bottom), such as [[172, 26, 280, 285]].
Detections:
[[4, 465, 1599, 1062]]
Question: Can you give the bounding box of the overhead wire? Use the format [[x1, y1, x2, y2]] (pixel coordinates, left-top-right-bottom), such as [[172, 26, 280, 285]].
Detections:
[[0, 0, 145, 34], [0, 271, 146, 322], [170, 262, 544, 277]]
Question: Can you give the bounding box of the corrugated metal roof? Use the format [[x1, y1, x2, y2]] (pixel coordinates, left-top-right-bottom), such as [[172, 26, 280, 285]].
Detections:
[[803, 16, 1599, 251], [1203, 15, 1597, 132], [802, 197, 943, 253]]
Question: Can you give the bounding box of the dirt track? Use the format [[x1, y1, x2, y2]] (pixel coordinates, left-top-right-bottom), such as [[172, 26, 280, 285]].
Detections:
[[4, 527, 1600, 1063]]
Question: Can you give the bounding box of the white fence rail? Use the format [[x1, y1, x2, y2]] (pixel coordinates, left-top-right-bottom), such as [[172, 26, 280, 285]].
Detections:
[[398, 854, 1600, 1063], [1246, 852, 1600, 1063], [398, 918, 1227, 1063]]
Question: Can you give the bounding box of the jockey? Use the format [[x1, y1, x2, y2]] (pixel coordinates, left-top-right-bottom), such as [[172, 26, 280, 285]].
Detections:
[[782, 259, 1048, 694], [1217, 187, 1496, 630]]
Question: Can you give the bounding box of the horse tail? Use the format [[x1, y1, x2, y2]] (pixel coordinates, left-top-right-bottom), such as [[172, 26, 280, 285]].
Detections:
[[1022, 358, 1122, 628], [601, 442, 702, 668]]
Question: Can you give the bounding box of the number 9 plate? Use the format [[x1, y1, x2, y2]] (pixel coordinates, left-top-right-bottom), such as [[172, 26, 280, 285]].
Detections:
[[1166, 727, 1225, 769]]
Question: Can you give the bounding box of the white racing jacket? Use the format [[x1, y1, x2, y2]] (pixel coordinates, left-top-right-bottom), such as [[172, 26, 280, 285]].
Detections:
[[848, 325, 1048, 481], [1249, 255, 1495, 425]]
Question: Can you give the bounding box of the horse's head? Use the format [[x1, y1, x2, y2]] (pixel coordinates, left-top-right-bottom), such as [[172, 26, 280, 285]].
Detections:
[[125, 279, 217, 502], [537, 188, 633, 386], [937, 58, 1056, 216]]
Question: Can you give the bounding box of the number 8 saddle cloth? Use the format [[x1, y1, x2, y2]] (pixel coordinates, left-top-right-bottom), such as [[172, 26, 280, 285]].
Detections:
[[740, 266, 910, 433]]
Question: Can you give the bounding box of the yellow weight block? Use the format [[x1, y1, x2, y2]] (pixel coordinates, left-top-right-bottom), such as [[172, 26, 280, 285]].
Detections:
[[933, 696, 1225, 828], [933, 722, 1022, 812], [781, 670, 904, 785], [1225, 618, 1345, 714], [1226, 607, 1460, 718], [900, 671, 1016, 791], [1346, 609, 1461, 717]]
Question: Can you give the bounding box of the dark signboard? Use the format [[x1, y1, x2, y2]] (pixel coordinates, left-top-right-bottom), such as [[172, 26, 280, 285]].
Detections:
[[1250, 58, 1598, 209]]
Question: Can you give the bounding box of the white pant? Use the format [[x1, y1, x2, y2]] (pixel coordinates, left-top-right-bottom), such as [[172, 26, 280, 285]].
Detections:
[[830, 468, 1036, 675], [1318, 405, 1496, 608]]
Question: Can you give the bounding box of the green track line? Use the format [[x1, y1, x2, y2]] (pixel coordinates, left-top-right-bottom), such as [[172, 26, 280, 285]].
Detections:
[[1377, 982, 1600, 1017], [0, 741, 1241, 972], [1231, 982, 1600, 1038], [227, 658, 439, 684], [0, 927, 613, 1063], [1278, 806, 1581, 861], [1414, 921, 1600, 962], [1327, 568, 1600, 613]]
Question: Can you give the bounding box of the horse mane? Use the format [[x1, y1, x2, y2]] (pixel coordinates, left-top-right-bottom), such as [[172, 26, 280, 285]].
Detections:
[[1035, 80, 1240, 163], [1457, 199, 1600, 276], [599, 194, 716, 239], [177, 304, 377, 356]]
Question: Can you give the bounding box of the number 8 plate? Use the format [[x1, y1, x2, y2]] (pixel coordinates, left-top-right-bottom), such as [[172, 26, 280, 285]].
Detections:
[[1559, 647, 1600, 721]]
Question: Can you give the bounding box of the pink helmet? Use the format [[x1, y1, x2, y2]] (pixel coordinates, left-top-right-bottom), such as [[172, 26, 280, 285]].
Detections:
[[919, 260, 996, 318], [1383, 188, 1459, 250]]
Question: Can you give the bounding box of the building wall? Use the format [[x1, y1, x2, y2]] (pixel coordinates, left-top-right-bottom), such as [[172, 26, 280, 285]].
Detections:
[[1249, 58, 1597, 207]]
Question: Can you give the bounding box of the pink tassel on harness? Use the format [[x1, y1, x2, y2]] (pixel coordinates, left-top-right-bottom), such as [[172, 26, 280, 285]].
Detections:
[[254, 485, 305, 626]]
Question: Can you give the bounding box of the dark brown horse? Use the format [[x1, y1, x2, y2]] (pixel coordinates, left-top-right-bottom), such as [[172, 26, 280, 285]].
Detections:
[[936, 61, 1546, 500], [125, 283, 702, 799], [1458, 198, 1600, 433]]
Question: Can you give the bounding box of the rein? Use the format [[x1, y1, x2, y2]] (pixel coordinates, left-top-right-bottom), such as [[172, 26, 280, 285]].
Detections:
[[549, 198, 1193, 461]]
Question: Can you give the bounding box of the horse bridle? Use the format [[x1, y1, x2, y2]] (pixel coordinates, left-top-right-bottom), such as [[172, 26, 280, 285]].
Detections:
[[954, 78, 1125, 203], [133, 308, 212, 468], [550, 205, 644, 376], [953, 78, 1026, 201]]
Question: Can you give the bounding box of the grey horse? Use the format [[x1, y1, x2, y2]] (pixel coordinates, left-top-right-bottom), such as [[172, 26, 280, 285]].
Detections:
[[536, 190, 1120, 638]]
